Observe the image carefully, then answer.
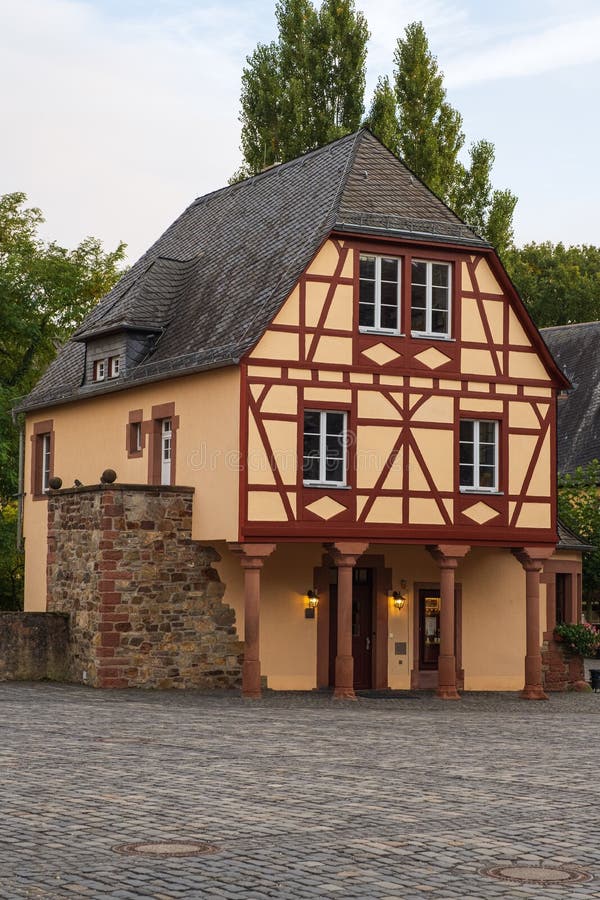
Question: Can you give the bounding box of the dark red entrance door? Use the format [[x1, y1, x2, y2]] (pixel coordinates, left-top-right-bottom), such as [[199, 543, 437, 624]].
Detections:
[[329, 568, 373, 689]]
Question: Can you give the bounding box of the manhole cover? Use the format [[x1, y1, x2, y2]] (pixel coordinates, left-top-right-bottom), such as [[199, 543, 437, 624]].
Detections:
[[113, 840, 218, 858], [483, 863, 592, 885]]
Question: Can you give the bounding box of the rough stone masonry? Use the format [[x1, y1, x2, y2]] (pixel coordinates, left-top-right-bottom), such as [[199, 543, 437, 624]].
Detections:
[[47, 484, 243, 689]]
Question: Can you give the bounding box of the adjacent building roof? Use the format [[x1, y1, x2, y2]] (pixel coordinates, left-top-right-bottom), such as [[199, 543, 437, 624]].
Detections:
[[557, 519, 594, 552], [17, 129, 486, 413], [541, 321, 600, 475]]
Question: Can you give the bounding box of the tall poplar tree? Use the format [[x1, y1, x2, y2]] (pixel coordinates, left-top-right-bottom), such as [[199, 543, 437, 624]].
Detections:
[[363, 76, 400, 156], [391, 22, 516, 256], [235, 0, 369, 179]]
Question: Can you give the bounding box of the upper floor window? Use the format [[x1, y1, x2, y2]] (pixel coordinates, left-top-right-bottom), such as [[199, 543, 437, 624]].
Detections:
[[459, 420, 498, 492], [93, 359, 106, 382], [411, 260, 451, 338], [303, 410, 347, 487], [41, 434, 51, 493], [31, 422, 53, 498], [359, 255, 400, 333], [161, 418, 172, 485], [109, 356, 121, 378]]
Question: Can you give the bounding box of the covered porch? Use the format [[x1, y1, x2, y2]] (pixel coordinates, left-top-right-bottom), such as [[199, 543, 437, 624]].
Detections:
[[219, 541, 582, 701]]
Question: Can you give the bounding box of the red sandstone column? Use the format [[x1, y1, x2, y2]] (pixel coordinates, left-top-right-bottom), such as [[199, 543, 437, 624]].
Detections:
[[327, 542, 369, 700], [229, 543, 276, 699], [428, 545, 470, 701], [513, 548, 554, 700]]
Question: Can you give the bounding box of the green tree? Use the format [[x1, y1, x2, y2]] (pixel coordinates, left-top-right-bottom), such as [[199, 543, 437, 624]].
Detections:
[[393, 21, 464, 201], [506, 242, 600, 327], [392, 22, 516, 254], [0, 192, 126, 606], [0, 501, 23, 609], [558, 461, 600, 607], [363, 76, 400, 155], [236, 0, 369, 178]]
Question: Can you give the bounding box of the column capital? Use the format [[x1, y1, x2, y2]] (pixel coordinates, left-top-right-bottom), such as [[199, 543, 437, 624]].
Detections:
[[512, 545, 555, 572], [427, 544, 471, 568], [325, 541, 369, 569], [229, 543, 276, 569]]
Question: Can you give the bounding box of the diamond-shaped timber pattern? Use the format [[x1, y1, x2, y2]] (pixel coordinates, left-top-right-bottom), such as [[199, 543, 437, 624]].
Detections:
[[462, 501, 499, 525], [305, 496, 347, 520], [413, 346, 451, 370], [361, 343, 401, 366]]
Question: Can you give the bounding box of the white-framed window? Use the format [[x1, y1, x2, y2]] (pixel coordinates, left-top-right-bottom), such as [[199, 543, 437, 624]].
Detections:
[[411, 260, 451, 338], [459, 420, 498, 492], [41, 434, 51, 493], [132, 421, 142, 452], [109, 356, 121, 378], [161, 418, 172, 485], [93, 359, 106, 381], [303, 410, 347, 487], [359, 254, 400, 333]]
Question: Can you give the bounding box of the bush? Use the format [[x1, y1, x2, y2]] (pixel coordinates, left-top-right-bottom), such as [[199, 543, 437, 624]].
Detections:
[[554, 622, 600, 657]]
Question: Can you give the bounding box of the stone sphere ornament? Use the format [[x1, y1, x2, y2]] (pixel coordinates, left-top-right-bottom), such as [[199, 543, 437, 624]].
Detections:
[[48, 476, 63, 490], [100, 469, 117, 484]]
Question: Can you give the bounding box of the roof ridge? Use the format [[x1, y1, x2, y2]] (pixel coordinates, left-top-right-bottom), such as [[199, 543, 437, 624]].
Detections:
[[326, 128, 367, 228], [219, 129, 361, 196], [541, 320, 600, 332]]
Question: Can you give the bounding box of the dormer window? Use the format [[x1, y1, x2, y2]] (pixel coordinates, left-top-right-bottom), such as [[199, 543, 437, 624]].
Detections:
[[109, 356, 121, 378], [93, 360, 106, 382]]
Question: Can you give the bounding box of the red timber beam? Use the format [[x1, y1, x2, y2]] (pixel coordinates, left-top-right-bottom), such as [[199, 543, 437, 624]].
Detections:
[[326, 541, 370, 700], [229, 543, 276, 699], [512, 546, 555, 701], [427, 544, 471, 700]]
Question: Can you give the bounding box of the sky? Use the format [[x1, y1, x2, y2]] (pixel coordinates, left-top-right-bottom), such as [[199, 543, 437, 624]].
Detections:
[[1, 0, 599, 262]]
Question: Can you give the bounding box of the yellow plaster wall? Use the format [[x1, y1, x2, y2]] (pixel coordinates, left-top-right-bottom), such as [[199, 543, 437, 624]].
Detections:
[[215, 542, 322, 690], [23, 367, 241, 610]]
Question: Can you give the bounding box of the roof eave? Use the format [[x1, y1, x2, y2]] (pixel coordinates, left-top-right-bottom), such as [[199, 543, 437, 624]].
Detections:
[[14, 356, 241, 415]]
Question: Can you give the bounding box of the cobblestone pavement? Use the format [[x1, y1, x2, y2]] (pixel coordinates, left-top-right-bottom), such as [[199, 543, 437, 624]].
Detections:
[[1, 684, 600, 899]]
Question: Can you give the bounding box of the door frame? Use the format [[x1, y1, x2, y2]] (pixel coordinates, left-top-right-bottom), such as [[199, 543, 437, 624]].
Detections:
[[314, 553, 391, 690], [410, 581, 464, 690]]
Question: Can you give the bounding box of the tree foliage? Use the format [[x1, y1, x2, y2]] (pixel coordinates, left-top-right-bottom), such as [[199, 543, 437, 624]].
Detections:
[[236, 0, 369, 179], [236, 14, 516, 255], [558, 461, 600, 601], [506, 242, 600, 327], [390, 22, 517, 256], [0, 192, 126, 607]]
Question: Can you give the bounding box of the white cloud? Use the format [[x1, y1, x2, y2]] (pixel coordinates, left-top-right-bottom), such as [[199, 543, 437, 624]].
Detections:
[[444, 14, 600, 87]]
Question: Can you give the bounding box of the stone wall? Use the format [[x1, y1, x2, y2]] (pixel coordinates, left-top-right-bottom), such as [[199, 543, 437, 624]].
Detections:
[[0, 612, 69, 681], [47, 484, 242, 689], [542, 638, 588, 692]]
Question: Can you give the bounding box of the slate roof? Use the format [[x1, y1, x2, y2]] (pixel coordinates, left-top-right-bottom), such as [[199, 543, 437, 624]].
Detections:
[[541, 322, 600, 475], [557, 519, 594, 552], [18, 129, 487, 413]]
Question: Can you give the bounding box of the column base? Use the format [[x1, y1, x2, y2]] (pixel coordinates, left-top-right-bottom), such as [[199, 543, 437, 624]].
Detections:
[[436, 687, 461, 700], [520, 686, 549, 700], [333, 687, 357, 700], [242, 660, 261, 699]]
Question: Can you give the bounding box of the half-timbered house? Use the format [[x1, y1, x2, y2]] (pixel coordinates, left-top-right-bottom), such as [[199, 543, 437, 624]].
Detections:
[[18, 130, 584, 698]]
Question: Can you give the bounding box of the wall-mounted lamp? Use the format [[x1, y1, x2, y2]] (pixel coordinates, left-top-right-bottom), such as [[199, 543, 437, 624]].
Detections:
[[305, 589, 319, 619], [389, 580, 408, 611]]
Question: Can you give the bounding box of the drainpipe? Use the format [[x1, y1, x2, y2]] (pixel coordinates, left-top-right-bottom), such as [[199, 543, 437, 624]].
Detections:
[[12, 408, 25, 551]]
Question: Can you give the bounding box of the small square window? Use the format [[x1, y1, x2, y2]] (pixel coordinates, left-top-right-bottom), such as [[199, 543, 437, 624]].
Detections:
[[93, 360, 106, 381]]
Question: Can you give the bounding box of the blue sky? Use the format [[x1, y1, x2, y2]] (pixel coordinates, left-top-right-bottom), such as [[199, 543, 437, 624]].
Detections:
[[1, 0, 598, 261]]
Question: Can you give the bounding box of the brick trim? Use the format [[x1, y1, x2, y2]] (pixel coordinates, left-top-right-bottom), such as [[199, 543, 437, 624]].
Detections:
[[126, 409, 144, 459]]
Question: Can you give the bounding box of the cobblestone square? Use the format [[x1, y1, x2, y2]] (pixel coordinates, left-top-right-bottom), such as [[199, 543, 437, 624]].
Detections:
[[1, 683, 599, 898]]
